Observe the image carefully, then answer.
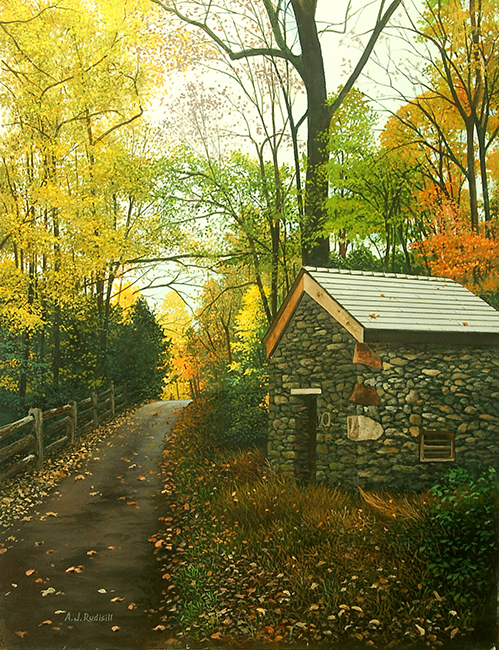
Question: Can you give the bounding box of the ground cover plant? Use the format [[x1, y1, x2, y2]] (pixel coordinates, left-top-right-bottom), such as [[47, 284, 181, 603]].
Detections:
[[153, 399, 498, 648]]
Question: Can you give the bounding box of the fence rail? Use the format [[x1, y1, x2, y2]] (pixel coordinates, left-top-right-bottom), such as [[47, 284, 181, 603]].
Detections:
[[0, 382, 132, 483]]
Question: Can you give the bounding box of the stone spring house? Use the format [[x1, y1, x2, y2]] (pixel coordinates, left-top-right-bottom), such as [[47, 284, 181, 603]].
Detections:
[[264, 267, 499, 490]]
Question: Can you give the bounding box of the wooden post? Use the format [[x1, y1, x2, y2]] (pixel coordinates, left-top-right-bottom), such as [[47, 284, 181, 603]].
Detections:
[[69, 400, 77, 443], [110, 382, 115, 418], [122, 382, 128, 408], [91, 391, 99, 429], [29, 407, 44, 468]]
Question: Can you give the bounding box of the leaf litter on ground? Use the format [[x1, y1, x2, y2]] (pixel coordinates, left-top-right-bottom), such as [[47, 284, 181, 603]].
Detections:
[[0, 406, 140, 529]]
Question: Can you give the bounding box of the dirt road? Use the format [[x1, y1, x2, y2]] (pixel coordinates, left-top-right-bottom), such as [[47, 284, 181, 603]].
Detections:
[[0, 400, 190, 650]]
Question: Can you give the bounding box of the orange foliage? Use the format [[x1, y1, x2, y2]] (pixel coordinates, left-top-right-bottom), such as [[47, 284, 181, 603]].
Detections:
[[413, 202, 499, 295]]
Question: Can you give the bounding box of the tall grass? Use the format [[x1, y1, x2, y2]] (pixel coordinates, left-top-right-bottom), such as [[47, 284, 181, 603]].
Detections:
[[166, 399, 495, 646]]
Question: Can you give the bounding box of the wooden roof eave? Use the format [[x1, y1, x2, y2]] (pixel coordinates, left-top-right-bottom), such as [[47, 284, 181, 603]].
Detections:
[[264, 270, 366, 358], [364, 328, 499, 346]]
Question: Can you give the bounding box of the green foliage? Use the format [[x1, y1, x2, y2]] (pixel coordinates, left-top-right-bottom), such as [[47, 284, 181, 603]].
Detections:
[[0, 388, 24, 425], [223, 377, 268, 449], [329, 245, 383, 271], [110, 299, 170, 401], [213, 284, 269, 449], [192, 381, 268, 451], [422, 467, 498, 606], [0, 295, 170, 414]]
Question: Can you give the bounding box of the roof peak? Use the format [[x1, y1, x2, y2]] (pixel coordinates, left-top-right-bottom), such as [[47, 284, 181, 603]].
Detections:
[[303, 266, 454, 283]]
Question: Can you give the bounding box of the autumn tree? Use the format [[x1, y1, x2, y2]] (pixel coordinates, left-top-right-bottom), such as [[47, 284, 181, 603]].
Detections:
[[0, 0, 185, 405], [149, 0, 402, 266], [157, 291, 194, 399], [157, 146, 300, 323], [378, 0, 499, 231]]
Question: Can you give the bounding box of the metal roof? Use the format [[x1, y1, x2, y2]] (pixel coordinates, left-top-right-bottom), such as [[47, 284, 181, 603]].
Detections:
[[305, 267, 499, 334]]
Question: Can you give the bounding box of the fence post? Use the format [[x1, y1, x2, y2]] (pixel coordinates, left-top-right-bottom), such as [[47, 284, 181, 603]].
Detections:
[[123, 382, 128, 408], [110, 382, 115, 418], [69, 400, 77, 444], [91, 391, 99, 429], [29, 408, 44, 468]]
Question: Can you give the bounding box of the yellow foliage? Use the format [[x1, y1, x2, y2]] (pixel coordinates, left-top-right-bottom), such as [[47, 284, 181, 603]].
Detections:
[[234, 285, 268, 343]]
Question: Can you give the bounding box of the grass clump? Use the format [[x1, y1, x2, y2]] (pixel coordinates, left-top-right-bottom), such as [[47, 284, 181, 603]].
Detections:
[[160, 399, 497, 649]]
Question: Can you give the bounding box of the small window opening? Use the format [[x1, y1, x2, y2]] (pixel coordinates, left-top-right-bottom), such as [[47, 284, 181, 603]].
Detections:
[[419, 430, 455, 462]]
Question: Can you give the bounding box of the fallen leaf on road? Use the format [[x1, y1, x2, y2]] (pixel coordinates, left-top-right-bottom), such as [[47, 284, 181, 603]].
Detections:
[[128, 464, 137, 469], [128, 603, 137, 610], [74, 475, 85, 480], [65, 566, 83, 573], [137, 476, 146, 481], [54, 610, 66, 614], [111, 626, 120, 632], [162, 573, 171, 580], [153, 625, 166, 631], [87, 550, 97, 556], [108, 546, 115, 550], [45, 512, 57, 517], [41, 587, 56, 596], [25, 569, 36, 576], [52, 627, 60, 631], [111, 596, 124, 602], [35, 578, 43, 583], [0, 548, 7, 554], [15, 631, 27, 638], [126, 501, 137, 505], [98, 588, 107, 593], [39, 620, 52, 626]]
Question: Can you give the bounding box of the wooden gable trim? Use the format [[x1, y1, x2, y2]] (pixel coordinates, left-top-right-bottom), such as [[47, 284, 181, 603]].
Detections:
[[303, 274, 365, 343], [264, 270, 365, 358], [264, 274, 305, 358]]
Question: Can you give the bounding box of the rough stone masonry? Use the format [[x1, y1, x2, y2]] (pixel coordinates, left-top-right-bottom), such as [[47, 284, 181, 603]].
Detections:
[[268, 293, 499, 490]]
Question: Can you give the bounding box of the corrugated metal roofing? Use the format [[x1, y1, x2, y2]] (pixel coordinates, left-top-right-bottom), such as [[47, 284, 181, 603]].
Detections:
[[305, 267, 499, 333]]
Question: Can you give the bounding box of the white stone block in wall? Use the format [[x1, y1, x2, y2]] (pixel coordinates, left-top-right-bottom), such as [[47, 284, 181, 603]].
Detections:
[[347, 415, 383, 441]]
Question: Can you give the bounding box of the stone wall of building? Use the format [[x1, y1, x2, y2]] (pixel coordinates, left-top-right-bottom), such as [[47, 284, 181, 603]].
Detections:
[[267, 293, 499, 490]]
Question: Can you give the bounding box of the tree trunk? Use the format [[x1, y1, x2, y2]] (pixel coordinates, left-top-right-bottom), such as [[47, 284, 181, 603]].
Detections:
[[466, 120, 480, 232], [291, 0, 330, 267], [52, 304, 61, 389], [476, 126, 491, 223]]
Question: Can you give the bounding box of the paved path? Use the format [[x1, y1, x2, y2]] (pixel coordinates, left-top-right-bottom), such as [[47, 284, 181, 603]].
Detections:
[[0, 400, 190, 650]]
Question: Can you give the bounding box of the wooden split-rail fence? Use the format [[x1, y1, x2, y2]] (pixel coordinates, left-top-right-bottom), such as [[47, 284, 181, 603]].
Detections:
[[0, 382, 133, 484]]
